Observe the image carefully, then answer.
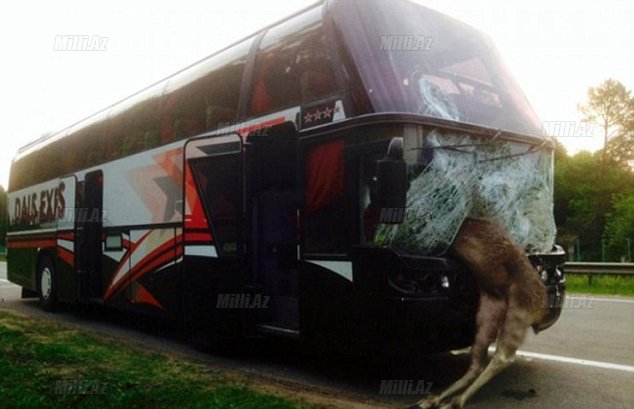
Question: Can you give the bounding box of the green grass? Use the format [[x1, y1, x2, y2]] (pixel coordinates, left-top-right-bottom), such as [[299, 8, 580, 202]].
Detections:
[[565, 274, 634, 297], [0, 254, 6, 262], [0, 310, 317, 409]]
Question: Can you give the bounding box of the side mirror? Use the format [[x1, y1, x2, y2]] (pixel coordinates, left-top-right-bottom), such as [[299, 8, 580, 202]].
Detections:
[[376, 137, 407, 224]]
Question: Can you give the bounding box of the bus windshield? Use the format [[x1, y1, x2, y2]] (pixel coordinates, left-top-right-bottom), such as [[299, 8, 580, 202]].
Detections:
[[332, 0, 543, 137]]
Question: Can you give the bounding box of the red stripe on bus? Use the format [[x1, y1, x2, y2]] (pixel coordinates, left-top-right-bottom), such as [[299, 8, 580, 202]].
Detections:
[[104, 230, 152, 294], [184, 231, 212, 243], [7, 239, 56, 249], [104, 234, 180, 300], [57, 247, 74, 267], [57, 232, 75, 241], [130, 282, 164, 310], [184, 162, 211, 231], [237, 117, 286, 137], [128, 245, 183, 289]]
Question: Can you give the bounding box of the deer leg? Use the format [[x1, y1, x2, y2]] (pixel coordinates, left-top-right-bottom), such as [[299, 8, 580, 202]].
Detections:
[[412, 292, 506, 409], [442, 302, 530, 409]]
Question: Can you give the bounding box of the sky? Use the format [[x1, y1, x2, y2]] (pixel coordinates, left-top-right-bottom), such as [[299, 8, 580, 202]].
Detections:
[[0, 0, 632, 188]]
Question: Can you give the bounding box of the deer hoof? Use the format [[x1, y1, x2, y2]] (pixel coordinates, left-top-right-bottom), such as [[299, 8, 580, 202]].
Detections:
[[411, 396, 440, 408]]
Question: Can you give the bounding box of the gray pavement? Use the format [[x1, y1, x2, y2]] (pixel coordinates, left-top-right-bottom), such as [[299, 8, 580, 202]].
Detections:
[[0, 261, 21, 300]]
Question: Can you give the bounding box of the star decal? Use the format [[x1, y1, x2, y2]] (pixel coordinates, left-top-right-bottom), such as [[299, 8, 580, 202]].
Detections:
[[303, 102, 343, 128]]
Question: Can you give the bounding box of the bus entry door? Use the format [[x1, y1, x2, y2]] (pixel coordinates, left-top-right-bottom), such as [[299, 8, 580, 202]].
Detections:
[[77, 170, 104, 300], [246, 122, 300, 333]]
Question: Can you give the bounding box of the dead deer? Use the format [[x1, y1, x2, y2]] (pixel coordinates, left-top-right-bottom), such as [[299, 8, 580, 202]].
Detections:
[[411, 218, 547, 409]]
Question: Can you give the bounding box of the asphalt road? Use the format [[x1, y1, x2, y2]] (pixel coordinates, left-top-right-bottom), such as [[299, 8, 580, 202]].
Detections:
[[1, 261, 633, 408]]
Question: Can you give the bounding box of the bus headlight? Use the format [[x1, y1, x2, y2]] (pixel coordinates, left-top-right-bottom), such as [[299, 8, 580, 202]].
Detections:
[[440, 274, 450, 289]]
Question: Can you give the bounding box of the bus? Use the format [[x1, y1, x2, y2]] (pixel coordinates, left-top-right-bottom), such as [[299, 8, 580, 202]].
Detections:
[[6, 0, 565, 354]]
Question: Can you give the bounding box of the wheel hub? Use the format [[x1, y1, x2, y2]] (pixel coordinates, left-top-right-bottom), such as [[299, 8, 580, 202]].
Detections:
[[41, 267, 52, 300]]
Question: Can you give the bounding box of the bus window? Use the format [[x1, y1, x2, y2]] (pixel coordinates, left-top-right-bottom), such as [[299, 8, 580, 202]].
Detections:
[[248, 7, 337, 116], [64, 121, 108, 173], [189, 154, 241, 256], [82, 121, 107, 169], [303, 139, 350, 254], [161, 38, 252, 142], [105, 85, 163, 159]]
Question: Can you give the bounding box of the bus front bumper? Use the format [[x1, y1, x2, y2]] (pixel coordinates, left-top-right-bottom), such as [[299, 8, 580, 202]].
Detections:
[[349, 246, 566, 354]]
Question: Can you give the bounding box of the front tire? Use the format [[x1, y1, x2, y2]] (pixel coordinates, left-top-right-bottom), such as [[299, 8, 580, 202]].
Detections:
[[37, 256, 59, 312]]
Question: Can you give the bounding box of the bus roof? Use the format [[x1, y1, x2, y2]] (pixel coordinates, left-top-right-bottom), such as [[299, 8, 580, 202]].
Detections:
[[16, 0, 326, 158]]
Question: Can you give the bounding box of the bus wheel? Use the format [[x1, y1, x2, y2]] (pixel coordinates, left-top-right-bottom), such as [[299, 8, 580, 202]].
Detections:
[[37, 257, 59, 312]]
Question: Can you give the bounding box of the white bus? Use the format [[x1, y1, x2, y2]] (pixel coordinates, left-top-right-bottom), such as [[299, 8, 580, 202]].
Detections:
[[7, 0, 565, 353]]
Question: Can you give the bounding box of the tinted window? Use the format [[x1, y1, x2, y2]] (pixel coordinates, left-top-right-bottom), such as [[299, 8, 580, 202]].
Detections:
[[9, 151, 37, 191], [332, 0, 543, 136], [10, 37, 255, 192], [80, 121, 107, 171], [161, 39, 252, 143], [248, 7, 338, 116], [61, 118, 107, 175], [105, 83, 163, 161], [303, 139, 351, 253], [190, 154, 242, 256]]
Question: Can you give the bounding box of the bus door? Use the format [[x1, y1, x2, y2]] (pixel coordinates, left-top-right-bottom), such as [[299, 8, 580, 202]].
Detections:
[[55, 176, 77, 303], [184, 134, 246, 344], [77, 170, 104, 300], [246, 122, 300, 334]]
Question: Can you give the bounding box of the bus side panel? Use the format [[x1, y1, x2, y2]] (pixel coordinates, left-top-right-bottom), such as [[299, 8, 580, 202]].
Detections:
[[101, 229, 131, 308], [299, 261, 355, 350], [55, 232, 76, 303], [99, 144, 185, 228], [6, 247, 38, 290], [182, 255, 247, 341], [127, 227, 181, 318], [101, 227, 181, 317], [56, 176, 78, 303], [94, 142, 186, 313], [7, 180, 63, 291]]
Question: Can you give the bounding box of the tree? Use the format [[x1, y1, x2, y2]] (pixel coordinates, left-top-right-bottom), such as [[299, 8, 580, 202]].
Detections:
[[552, 138, 568, 163], [604, 97, 634, 167], [0, 185, 7, 248], [554, 151, 634, 260], [604, 192, 634, 261], [578, 79, 634, 166]]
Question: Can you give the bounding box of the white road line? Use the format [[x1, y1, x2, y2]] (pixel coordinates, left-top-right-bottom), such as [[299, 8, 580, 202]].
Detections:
[[453, 347, 634, 373], [515, 350, 634, 373], [568, 295, 634, 304]]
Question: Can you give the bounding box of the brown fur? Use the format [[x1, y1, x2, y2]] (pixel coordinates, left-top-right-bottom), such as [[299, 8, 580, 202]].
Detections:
[[412, 218, 547, 409]]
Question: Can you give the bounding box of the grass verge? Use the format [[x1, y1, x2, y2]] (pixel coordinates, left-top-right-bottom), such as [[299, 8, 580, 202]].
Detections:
[[0, 309, 316, 409], [565, 274, 634, 297]]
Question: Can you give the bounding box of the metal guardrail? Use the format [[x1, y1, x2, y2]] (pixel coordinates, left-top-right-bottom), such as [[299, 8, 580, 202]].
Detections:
[[565, 262, 634, 285]]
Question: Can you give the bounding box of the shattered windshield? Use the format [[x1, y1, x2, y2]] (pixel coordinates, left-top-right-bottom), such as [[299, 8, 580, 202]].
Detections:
[[371, 125, 556, 256], [331, 0, 543, 137]]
